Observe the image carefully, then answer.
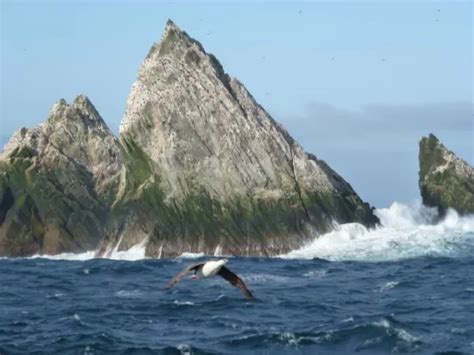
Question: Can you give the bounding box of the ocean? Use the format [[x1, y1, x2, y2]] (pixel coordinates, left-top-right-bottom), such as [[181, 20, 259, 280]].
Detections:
[[1, 202, 473, 354]]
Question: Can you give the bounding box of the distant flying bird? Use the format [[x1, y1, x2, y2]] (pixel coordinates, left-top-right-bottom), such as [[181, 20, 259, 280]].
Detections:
[[166, 259, 255, 299], [298, 10, 302, 14]]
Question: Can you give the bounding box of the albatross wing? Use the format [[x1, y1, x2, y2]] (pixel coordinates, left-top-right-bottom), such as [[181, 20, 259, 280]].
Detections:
[[217, 266, 255, 299], [166, 263, 204, 288]]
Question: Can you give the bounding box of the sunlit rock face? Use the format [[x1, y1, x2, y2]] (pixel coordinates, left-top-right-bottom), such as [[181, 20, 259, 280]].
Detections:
[[419, 133, 474, 215], [0, 20, 379, 257], [114, 20, 379, 257]]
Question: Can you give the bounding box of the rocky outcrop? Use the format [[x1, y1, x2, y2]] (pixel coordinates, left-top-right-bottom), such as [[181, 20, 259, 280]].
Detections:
[[419, 134, 474, 215], [102, 20, 378, 257], [0, 20, 379, 257], [0, 96, 123, 256]]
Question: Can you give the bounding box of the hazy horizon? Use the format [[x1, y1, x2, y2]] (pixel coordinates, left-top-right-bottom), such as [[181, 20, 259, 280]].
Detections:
[[1, 1, 472, 208]]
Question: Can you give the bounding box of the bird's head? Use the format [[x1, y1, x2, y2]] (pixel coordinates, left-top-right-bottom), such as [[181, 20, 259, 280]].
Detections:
[[221, 258, 229, 264]]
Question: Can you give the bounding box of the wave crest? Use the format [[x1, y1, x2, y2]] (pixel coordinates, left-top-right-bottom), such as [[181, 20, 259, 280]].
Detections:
[[282, 202, 474, 262]]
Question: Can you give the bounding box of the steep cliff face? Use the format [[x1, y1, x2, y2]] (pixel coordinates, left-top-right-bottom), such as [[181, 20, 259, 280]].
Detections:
[[0, 96, 122, 256], [110, 20, 378, 257], [0, 20, 379, 257], [419, 134, 474, 215]]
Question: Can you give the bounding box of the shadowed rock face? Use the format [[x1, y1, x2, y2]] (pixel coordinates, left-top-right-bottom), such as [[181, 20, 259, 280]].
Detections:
[[0, 20, 379, 257], [419, 134, 474, 215]]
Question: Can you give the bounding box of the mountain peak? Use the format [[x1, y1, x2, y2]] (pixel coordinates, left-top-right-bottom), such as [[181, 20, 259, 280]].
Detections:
[[47, 95, 106, 131], [1, 20, 379, 258], [165, 18, 179, 31], [118, 19, 379, 257], [72, 94, 100, 117], [145, 19, 206, 61]]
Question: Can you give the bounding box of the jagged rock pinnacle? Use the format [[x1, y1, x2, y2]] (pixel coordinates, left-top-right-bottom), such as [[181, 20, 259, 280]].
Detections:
[[419, 133, 474, 215], [116, 19, 379, 257], [0, 20, 379, 258]]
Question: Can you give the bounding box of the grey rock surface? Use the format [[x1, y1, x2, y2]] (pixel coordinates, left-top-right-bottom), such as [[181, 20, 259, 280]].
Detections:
[[419, 133, 474, 215], [0, 20, 379, 257], [0, 96, 123, 256]]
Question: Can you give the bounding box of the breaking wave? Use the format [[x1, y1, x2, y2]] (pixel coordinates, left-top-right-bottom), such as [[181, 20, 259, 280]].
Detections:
[[18, 201, 474, 263], [29, 251, 97, 261], [29, 241, 147, 261], [178, 252, 206, 259], [282, 201, 474, 262]]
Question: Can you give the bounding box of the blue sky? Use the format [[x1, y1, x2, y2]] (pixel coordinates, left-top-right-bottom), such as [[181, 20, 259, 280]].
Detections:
[[1, 1, 472, 207]]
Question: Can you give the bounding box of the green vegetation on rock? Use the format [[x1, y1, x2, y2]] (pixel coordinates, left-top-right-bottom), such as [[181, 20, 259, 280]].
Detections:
[[419, 134, 474, 215], [0, 20, 380, 257]]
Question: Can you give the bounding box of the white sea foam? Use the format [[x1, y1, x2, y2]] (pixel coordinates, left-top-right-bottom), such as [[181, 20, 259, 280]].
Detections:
[[303, 269, 328, 278], [282, 202, 474, 262], [177, 343, 192, 355], [107, 238, 147, 260], [115, 290, 142, 298], [173, 300, 195, 306], [178, 252, 205, 259], [29, 239, 147, 261], [379, 281, 399, 292], [243, 273, 290, 283], [30, 250, 97, 261], [16, 201, 474, 263]]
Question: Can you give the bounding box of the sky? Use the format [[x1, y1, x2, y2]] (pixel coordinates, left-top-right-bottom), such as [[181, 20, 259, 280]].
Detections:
[[0, 0, 472, 207]]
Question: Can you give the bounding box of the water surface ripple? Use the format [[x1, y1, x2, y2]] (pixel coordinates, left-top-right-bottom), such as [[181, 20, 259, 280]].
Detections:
[[1, 255, 473, 354]]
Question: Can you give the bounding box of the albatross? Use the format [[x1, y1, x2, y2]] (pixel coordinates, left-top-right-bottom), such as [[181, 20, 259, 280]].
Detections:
[[166, 259, 255, 299]]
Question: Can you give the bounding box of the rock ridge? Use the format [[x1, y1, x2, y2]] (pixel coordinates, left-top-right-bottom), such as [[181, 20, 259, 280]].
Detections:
[[1, 21, 379, 257]]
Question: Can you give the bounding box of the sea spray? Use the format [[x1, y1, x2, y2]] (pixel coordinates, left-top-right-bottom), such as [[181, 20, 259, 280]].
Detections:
[[29, 239, 147, 261], [24, 202, 474, 262], [282, 201, 474, 261]]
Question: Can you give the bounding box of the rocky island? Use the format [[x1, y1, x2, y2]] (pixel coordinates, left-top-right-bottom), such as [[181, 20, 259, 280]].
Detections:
[[0, 20, 379, 257], [419, 133, 474, 215]]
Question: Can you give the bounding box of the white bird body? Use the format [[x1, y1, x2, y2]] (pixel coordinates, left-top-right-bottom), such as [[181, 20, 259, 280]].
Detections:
[[199, 259, 228, 278], [166, 258, 254, 299]]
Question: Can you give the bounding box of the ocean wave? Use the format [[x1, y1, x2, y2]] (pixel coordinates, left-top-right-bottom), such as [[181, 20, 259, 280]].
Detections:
[[224, 318, 420, 352], [303, 269, 328, 278], [379, 281, 399, 292], [173, 300, 195, 306], [242, 273, 290, 283], [115, 290, 143, 298], [29, 251, 97, 261], [281, 202, 474, 262], [8, 201, 474, 263], [178, 252, 206, 259], [27, 240, 147, 261]]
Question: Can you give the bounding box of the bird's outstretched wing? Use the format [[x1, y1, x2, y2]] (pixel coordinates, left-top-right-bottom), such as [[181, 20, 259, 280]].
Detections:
[[217, 266, 255, 299], [166, 263, 204, 289]]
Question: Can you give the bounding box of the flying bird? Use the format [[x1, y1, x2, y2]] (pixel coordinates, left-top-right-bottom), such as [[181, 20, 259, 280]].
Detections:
[[166, 259, 255, 299]]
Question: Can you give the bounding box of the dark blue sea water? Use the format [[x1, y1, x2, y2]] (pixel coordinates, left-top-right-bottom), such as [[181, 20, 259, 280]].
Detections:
[[1, 203, 474, 354]]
